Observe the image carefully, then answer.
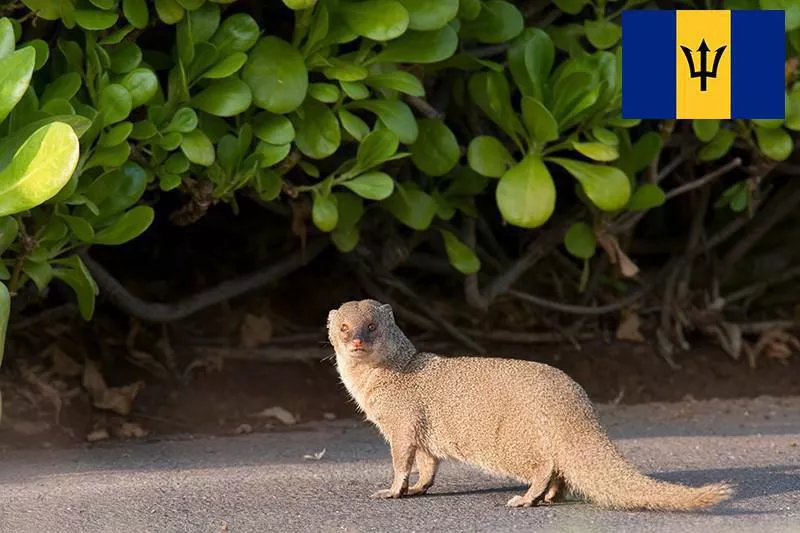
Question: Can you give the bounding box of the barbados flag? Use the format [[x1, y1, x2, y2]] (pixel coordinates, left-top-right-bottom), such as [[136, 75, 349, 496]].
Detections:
[[622, 10, 785, 120]]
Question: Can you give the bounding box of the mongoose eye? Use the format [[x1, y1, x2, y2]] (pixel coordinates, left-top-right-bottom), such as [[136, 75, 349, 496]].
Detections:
[[340, 324, 349, 332], [367, 323, 376, 332]]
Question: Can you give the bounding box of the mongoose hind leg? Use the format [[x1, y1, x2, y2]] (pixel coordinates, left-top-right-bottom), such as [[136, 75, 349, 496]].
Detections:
[[406, 449, 439, 496], [506, 463, 554, 508], [542, 475, 563, 504]]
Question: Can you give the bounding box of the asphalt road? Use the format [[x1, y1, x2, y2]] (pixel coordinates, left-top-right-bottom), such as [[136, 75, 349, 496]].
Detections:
[[1, 396, 799, 533]]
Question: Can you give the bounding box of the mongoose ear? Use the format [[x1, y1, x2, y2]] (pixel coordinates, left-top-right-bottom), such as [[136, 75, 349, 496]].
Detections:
[[378, 304, 394, 321], [327, 309, 338, 328]]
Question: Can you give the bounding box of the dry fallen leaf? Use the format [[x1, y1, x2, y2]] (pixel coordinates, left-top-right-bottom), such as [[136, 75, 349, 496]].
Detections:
[[86, 428, 110, 442], [323, 412, 337, 421], [240, 314, 274, 349], [595, 230, 640, 278], [115, 422, 149, 439], [82, 361, 144, 416], [47, 345, 83, 378], [253, 406, 296, 425], [234, 423, 253, 435], [616, 312, 645, 342], [303, 448, 326, 461]]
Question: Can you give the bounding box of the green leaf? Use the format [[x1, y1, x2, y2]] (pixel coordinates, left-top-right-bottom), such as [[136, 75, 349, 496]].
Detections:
[[467, 135, 513, 178], [508, 28, 554, 101], [99, 121, 133, 148], [356, 129, 399, 171], [209, 12, 259, 55], [398, 0, 458, 31], [255, 141, 291, 167], [99, 84, 133, 127], [254, 168, 281, 200], [293, 98, 341, 159], [410, 118, 460, 177], [23, 259, 53, 293], [0, 19, 15, 61], [698, 128, 735, 162], [108, 42, 142, 74], [52, 255, 98, 320], [371, 25, 458, 64], [283, 0, 317, 8], [591, 127, 618, 146], [94, 205, 154, 245], [188, 2, 220, 43], [363, 71, 425, 97], [341, 171, 395, 200], [572, 141, 619, 162], [309, 83, 340, 103], [154, 0, 184, 23], [439, 229, 480, 274], [85, 142, 131, 170], [584, 19, 620, 50], [340, 81, 370, 100], [180, 129, 215, 165], [243, 36, 308, 114], [0, 217, 18, 253], [755, 125, 793, 161], [61, 214, 95, 242], [383, 181, 436, 230], [191, 77, 252, 117], [202, 52, 248, 79], [346, 99, 418, 144], [0, 122, 80, 217], [331, 225, 360, 252], [564, 222, 596, 259], [338, 109, 370, 141], [553, 0, 588, 14], [760, 0, 800, 31], [458, 0, 481, 20], [627, 183, 666, 211], [0, 48, 35, 124], [163, 107, 198, 133], [123, 0, 149, 29], [0, 281, 8, 367], [312, 191, 338, 232], [253, 113, 295, 145], [342, 0, 409, 41], [322, 58, 369, 82], [521, 96, 558, 144], [75, 9, 119, 30], [692, 119, 720, 142], [460, 0, 523, 44], [495, 154, 556, 228], [41, 72, 82, 104], [548, 158, 631, 211], [468, 70, 525, 143], [120, 68, 159, 108], [785, 89, 800, 131]]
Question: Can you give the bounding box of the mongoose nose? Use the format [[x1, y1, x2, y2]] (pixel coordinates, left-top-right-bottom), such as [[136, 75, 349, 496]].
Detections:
[[352, 338, 364, 348]]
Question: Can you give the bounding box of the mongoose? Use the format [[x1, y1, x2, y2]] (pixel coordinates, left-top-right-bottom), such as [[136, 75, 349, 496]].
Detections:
[[326, 299, 734, 511]]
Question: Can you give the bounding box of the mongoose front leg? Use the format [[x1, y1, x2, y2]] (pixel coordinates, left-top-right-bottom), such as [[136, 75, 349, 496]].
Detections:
[[370, 437, 416, 499], [406, 448, 439, 496], [506, 462, 554, 508]]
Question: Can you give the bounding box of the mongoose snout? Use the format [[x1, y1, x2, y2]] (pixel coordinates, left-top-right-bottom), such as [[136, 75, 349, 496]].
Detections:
[[327, 298, 734, 511]]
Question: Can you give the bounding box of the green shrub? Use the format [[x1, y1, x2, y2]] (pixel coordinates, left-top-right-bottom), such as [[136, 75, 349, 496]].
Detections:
[[0, 0, 795, 359]]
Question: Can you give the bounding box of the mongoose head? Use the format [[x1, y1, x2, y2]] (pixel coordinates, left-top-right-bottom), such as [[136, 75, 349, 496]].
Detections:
[[327, 299, 404, 363]]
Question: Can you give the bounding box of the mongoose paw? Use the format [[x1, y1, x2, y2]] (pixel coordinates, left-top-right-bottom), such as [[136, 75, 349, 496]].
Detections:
[[370, 489, 404, 499], [405, 486, 428, 497], [506, 495, 535, 508]]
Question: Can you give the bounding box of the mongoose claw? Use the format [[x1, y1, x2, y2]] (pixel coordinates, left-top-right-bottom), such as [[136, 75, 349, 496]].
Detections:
[[505, 495, 535, 508], [370, 489, 403, 499]]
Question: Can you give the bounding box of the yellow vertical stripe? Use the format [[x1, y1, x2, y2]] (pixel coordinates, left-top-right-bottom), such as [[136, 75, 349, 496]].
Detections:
[[676, 10, 731, 119]]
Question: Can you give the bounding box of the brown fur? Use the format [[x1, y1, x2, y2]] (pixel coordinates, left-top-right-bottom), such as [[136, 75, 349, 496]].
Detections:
[[326, 299, 735, 511]]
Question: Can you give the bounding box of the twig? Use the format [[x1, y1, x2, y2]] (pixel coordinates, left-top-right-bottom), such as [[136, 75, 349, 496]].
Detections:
[[506, 285, 652, 316], [79, 239, 328, 323], [477, 211, 579, 310], [464, 329, 596, 344], [10, 303, 78, 332], [655, 151, 689, 183], [664, 157, 742, 200], [404, 96, 444, 120], [735, 320, 800, 334], [719, 178, 800, 274], [355, 267, 437, 332], [725, 264, 800, 304]]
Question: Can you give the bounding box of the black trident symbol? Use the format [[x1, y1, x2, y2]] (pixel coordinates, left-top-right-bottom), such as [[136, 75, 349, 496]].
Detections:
[[680, 39, 727, 92]]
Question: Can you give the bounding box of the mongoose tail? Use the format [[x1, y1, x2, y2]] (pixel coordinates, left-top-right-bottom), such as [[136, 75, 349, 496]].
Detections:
[[557, 429, 734, 511]]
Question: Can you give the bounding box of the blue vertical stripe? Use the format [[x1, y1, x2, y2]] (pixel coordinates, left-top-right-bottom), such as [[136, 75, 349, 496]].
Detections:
[[622, 10, 676, 119], [731, 10, 785, 119]]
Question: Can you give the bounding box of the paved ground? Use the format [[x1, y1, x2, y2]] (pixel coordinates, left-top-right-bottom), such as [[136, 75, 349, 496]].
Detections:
[[1, 396, 799, 532]]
